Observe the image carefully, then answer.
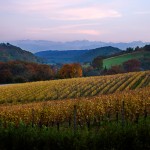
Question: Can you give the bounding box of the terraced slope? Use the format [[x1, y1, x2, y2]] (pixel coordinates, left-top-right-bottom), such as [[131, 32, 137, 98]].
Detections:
[[0, 71, 150, 104]]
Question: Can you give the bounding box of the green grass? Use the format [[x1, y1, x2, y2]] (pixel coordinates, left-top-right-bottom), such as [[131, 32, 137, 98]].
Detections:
[[103, 51, 150, 69], [0, 120, 150, 150]]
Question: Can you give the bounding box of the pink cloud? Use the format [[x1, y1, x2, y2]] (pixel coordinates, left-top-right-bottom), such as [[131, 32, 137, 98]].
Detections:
[[58, 7, 121, 20], [64, 29, 100, 35], [0, 0, 122, 21]]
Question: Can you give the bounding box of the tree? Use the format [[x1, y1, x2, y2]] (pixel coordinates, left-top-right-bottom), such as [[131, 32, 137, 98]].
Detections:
[[92, 56, 103, 70], [82, 66, 94, 76], [59, 63, 82, 79], [123, 59, 141, 72], [70, 63, 83, 78], [101, 66, 108, 75], [106, 65, 124, 75], [144, 45, 150, 51], [135, 46, 140, 51], [126, 47, 134, 53], [0, 69, 13, 83], [140, 58, 150, 70], [0, 61, 55, 83]]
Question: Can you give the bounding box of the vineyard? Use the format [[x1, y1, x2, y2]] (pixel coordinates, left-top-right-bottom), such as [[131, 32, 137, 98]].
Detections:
[[0, 71, 150, 104], [0, 71, 150, 149], [0, 86, 150, 128]]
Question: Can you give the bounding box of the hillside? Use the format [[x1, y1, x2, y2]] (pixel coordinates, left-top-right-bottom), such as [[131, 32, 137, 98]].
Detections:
[[103, 50, 150, 68], [35, 46, 121, 64], [0, 71, 149, 104], [0, 43, 40, 63], [35, 50, 88, 64], [77, 46, 121, 63]]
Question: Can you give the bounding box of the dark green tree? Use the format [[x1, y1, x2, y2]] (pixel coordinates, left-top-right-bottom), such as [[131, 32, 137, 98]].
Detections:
[[126, 47, 134, 53], [144, 45, 150, 51], [135, 46, 140, 51], [92, 56, 103, 70]]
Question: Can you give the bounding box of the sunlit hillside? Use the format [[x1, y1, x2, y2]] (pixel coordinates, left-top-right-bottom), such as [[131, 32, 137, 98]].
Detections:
[[0, 71, 149, 104]]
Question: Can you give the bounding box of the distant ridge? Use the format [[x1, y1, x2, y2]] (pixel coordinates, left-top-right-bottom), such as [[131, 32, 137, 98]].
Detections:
[[35, 46, 121, 64], [9, 40, 150, 52]]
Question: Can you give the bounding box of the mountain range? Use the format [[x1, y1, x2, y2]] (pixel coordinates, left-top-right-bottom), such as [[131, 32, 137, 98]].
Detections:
[[8, 40, 150, 53]]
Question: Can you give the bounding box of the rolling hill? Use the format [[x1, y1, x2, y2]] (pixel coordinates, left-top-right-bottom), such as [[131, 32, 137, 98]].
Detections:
[[103, 50, 150, 68], [35, 50, 88, 64], [76, 46, 121, 63], [35, 46, 121, 64], [0, 43, 40, 63], [0, 71, 149, 104]]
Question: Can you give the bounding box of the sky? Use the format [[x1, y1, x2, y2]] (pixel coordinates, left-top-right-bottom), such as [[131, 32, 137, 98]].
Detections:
[[0, 0, 150, 42]]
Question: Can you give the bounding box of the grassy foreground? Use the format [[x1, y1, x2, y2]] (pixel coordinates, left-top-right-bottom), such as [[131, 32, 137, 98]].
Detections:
[[0, 121, 150, 150]]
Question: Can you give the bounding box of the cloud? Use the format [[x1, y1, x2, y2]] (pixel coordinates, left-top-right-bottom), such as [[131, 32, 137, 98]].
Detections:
[[63, 29, 100, 35], [27, 25, 101, 36], [134, 11, 150, 15], [0, 0, 122, 21], [56, 7, 122, 20]]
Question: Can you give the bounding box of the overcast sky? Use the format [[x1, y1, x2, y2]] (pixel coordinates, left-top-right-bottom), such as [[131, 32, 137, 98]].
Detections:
[[0, 0, 150, 42]]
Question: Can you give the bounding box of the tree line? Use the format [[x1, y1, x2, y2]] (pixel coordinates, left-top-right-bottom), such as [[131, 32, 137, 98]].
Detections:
[[0, 59, 142, 84], [83, 57, 142, 76], [0, 61, 83, 84]]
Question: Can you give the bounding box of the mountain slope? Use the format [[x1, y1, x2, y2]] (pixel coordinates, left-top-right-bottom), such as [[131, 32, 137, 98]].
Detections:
[[35, 50, 88, 64], [35, 46, 122, 64], [77, 46, 121, 63], [0, 43, 40, 63]]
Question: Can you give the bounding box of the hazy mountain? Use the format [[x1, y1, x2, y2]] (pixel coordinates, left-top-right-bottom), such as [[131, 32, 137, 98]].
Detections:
[[0, 43, 40, 63], [35, 46, 121, 64], [8, 40, 149, 53], [35, 50, 88, 64]]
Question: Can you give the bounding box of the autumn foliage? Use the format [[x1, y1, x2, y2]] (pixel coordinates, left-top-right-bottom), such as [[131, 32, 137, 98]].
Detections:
[[106, 65, 124, 75], [0, 61, 54, 83], [59, 63, 83, 78], [123, 59, 141, 72]]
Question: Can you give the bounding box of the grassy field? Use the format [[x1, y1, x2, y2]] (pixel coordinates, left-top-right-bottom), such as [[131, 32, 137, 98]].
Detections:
[[0, 120, 150, 150], [0, 71, 149, 104], [103, 51, 150, 68]]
